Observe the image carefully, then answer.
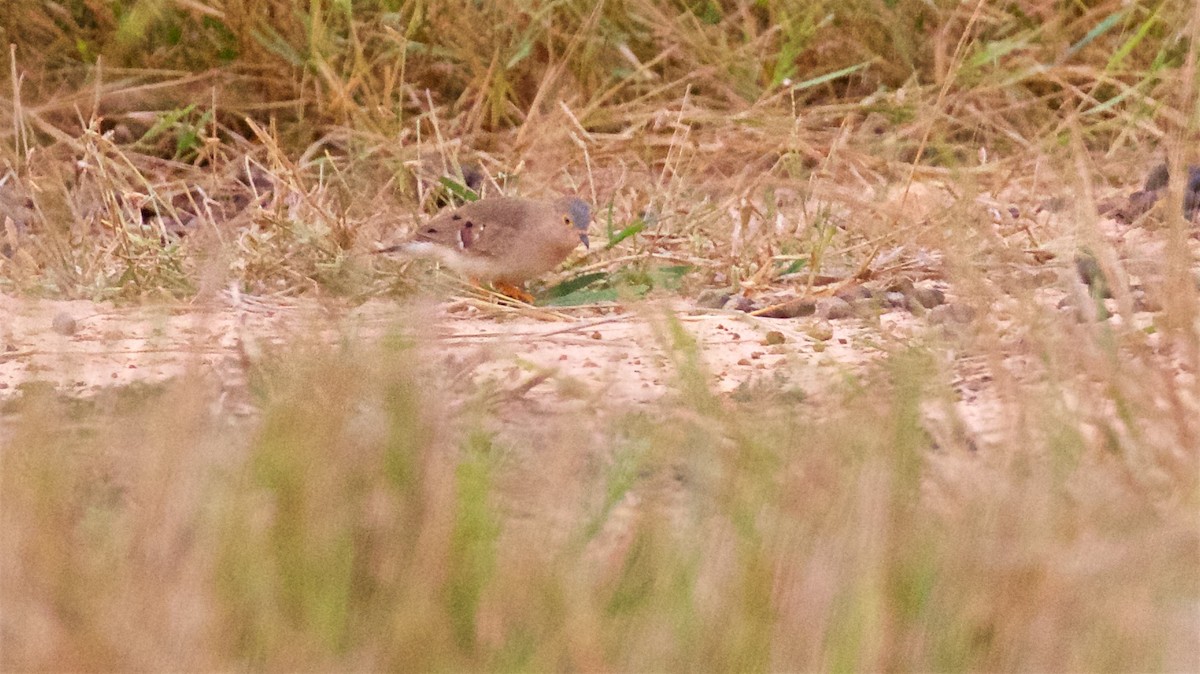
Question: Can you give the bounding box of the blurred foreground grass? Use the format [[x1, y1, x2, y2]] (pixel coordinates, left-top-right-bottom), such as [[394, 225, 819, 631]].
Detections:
[[2, 315, 1197, 670]]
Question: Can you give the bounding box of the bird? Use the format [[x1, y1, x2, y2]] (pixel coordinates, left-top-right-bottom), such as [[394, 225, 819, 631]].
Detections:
[[1143, 163, 1200, 215], [1119, 163, 1200, 222], [377, 195, 592, 303]]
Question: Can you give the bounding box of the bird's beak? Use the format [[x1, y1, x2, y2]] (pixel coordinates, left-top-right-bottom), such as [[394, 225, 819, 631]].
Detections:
[[579, 233, 590, 249]]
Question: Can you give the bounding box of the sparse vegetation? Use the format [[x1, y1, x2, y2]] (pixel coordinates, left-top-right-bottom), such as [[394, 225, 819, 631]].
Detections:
[[1, 0, 1198, 671]]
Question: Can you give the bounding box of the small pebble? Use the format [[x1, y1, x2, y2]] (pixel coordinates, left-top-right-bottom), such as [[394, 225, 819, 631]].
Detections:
[[723, 295, 757, 312], [835, 286, 872, 303], [816, 297, 853, 320], [696, 289, 731, 309], [910, 286, 946, 309], [51, 312, 77, 336], [884, 291, 909, 309], [805, 322, 834, 342], [764, 331, 786, 345]]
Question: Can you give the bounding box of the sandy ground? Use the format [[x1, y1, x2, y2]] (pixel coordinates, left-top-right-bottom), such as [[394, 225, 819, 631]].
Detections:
[[0, 292, 922, 410]]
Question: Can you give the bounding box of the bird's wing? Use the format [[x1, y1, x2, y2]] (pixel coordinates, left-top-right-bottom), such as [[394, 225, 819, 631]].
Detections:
[[414, 198, 551, 259]]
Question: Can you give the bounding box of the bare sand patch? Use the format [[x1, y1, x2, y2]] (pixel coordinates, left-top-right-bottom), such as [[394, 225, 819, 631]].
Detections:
[[0, 293, 919, 409]]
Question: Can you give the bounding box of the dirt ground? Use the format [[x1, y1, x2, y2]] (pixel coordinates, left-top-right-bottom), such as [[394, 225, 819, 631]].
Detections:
[[0, 291, 920, 401], [1, 285, 1053, 472]]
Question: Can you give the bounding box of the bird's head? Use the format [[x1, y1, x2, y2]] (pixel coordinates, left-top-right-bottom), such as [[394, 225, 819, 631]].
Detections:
[[559, 197, 592, 249]]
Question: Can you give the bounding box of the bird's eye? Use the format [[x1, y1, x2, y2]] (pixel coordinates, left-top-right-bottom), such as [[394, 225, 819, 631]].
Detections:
[[425, 228, 437, 234], [562, 215, 572, 225]]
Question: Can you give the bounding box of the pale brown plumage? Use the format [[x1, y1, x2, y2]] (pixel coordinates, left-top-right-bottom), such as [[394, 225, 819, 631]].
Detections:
[[379, 196, 592, 295]]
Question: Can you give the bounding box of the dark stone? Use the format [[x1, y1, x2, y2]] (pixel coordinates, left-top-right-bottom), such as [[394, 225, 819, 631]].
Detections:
[[910, 286, 945, 309]]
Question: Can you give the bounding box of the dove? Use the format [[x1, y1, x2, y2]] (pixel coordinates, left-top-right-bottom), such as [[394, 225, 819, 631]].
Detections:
[[379, 196, 591, 302]]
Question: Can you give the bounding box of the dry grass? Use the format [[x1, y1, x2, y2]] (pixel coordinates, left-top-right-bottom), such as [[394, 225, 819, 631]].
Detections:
[[1, 0, 1199, 671], [2, 319, 1196, 670]]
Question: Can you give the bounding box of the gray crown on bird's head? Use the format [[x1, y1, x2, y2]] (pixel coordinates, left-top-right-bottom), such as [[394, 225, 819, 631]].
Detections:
[[558, 197, 592, 248], [564, 197, 591, 231]]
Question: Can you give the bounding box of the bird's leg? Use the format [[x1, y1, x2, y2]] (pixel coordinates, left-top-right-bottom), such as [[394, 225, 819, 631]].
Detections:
[[492, 281, 536, 304], [467, 276, 534, 303]]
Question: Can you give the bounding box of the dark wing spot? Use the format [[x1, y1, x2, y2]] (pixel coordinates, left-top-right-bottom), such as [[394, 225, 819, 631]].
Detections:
[[451, 213, 463, 221], [425, 227, 438, 234], [458, 220, 479, 249]]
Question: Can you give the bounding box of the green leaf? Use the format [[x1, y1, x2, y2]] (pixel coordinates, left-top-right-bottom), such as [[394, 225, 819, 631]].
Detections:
[[966, 38, 1028, 69], [542, 272, 608, 299], [606, 219, 646, 250], [790, 61, 871, 92], [1065, 10, 1125, 62], [438, 177, 479, 202], [1107, 7, 1159, 71], [250, 26, 305, 68], [779, 258, 807, 275], [647, 265, 692, 289], [541, 288, 619, 307], [506, 39, 533, 69], [139, 104, 196, 146]]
